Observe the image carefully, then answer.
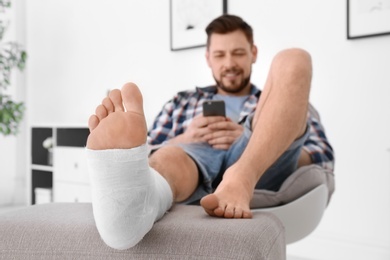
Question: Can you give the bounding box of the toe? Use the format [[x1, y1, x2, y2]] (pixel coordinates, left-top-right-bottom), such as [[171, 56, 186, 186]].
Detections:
[[95, 105, 108, 121], [102, 97, 114, 114], [121, 82, 144, 116], [200, 194, 220, 217], [233, 207, 244, 218], [88, 115, 99, 132], [224, 206, 235, 218], [109, 89, 124, 112], [242, 210, 253, 219], [204, 208, 216, 217], [214, 206, 226, 217]]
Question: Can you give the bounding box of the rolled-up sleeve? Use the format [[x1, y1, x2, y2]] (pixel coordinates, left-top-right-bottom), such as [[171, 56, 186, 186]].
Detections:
[[303, 105, 335, 171]]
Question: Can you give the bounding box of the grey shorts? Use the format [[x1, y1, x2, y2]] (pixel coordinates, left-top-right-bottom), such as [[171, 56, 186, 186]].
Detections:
[[176, 114, 310, 204]]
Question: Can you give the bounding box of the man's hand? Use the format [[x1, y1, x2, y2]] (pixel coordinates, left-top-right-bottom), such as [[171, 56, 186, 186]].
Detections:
[[204, 117, 244, 150], [168, 115, 243, 149], [170, 115, 227, 144]]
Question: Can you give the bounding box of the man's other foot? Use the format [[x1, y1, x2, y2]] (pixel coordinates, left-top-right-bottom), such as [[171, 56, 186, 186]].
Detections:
[[200, 167, 253, 219]]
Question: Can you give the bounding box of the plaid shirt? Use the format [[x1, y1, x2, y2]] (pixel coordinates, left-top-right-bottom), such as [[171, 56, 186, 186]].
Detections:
[[148, 85, 334, 171]]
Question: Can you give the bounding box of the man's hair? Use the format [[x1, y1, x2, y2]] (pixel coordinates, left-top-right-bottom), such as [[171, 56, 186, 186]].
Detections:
[[205, 14, 254, 49]]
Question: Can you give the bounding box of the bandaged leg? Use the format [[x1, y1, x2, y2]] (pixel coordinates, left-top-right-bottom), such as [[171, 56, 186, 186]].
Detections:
[[87, 144, 173, 250]]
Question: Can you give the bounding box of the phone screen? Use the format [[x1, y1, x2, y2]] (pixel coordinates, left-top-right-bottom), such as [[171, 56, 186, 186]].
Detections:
[[203, 100, 226, 117]]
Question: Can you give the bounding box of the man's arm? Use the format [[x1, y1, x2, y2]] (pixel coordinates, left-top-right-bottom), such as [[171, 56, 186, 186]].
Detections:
[[148, 97, 180, 145], [148, 95, 243, 150], [164, 115, 230, 146]]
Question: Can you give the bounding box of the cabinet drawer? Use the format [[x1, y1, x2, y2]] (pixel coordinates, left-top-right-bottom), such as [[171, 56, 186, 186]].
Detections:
[[53, 147, 89, 184], [53, 182, 91, 203]]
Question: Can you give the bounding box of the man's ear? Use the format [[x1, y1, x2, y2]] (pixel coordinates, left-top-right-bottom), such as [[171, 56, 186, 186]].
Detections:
[[252, 45, 258, 63]]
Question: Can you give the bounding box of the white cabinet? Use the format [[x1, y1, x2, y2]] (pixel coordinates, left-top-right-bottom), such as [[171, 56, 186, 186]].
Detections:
[[53, 147, 91, 203], [54, 182, 91, 203], [30, 127, 90, 204]]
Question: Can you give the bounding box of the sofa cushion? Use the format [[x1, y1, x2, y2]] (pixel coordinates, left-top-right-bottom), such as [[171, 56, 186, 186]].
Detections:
[[0, 203, 285, 259]]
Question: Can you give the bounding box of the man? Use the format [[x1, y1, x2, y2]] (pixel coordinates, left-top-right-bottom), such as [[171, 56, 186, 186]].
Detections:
[[86, 14, 334, 250]]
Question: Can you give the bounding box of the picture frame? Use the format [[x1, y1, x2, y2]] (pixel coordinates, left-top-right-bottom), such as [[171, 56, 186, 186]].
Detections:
[[347, 0, 390, 39], [170, 0, 228, 51]]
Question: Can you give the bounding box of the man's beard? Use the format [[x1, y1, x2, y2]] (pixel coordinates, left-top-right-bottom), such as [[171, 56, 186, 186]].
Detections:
[[214, 70, 251, 94]]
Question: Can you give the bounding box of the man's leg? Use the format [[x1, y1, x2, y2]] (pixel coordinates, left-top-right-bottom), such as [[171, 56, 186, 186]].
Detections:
[[149, 146, 199, 202], [86, 83, 198, 249], [200, 48, 312, 218]]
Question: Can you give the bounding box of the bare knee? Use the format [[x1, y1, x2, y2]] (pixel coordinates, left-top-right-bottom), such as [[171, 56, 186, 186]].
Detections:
[[149, 146, 198, 202], [273, 48, 312, 75], [275, 48, 312, 63], [149, 146, 191, 172]]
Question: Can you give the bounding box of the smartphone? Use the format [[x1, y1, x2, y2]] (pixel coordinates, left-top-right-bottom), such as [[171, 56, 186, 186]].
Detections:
[[203, 100, 226, 117]]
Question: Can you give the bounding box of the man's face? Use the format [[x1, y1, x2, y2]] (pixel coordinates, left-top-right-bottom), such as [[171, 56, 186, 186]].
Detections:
[[206, 30, 257, 96]]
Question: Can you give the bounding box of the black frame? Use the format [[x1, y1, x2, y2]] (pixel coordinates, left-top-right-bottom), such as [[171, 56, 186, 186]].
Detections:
[[170, 0, 228, 51], [347, 0, 390, 39]]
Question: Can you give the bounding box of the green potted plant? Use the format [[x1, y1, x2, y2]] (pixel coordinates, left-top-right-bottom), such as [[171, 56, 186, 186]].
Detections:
[[0, 0, 27, 136]]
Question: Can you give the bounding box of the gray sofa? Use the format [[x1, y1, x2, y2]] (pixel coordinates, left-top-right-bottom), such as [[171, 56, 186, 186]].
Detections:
[[0, 203, 284, 259], [0, 165, 334, 259]]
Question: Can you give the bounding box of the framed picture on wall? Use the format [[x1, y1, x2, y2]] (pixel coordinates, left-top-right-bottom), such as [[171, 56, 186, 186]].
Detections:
[[347, 0, 390, 39], [170, 0, 228, 51]]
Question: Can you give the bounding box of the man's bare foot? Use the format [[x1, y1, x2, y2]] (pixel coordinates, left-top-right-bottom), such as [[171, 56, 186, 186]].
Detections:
[[87, 82, 147, 150], [200, 164, 254, 218]]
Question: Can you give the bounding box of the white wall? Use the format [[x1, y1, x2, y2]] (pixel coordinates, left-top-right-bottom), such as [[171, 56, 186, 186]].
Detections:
[[0, 136, 17, 205], [0, 0, 27, 206], [26, 0, 214, 127], [22, 0, 390, 259]]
